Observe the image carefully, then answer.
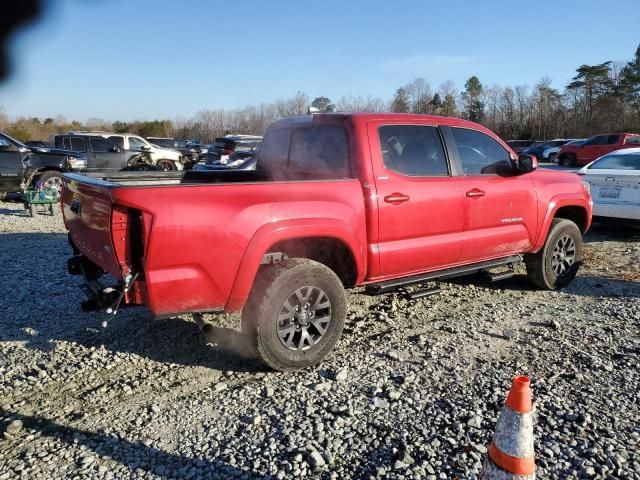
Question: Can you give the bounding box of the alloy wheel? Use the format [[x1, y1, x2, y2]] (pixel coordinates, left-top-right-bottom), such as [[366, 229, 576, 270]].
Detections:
[[276, 286, 332, 351], [551, 234, 576, 276]]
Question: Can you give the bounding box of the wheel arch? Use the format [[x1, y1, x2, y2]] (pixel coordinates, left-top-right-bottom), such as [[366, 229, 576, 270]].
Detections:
[[225, 221, 366, 312], [532, 196, 591, 252]]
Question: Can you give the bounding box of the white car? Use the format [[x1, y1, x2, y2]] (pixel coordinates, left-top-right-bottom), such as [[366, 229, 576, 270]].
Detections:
[[578, 148, 640, 222], [543, 139, 584, 162], [71, 131, 183, 171]]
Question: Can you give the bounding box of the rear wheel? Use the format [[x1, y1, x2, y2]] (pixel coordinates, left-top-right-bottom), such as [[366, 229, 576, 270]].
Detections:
[[241, 259, 346, 371], [559, 154, 576, 167], [38, 171, 63, 192], [525, 218, 583, 290], [548, 152, 557, 163]]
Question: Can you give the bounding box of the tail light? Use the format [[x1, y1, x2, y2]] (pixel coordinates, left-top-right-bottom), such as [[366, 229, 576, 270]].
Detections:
[[111, 206, 145, 277]]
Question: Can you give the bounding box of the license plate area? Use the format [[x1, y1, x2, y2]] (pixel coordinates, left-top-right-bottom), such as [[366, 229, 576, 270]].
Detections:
[[599, 187, 621, 199]]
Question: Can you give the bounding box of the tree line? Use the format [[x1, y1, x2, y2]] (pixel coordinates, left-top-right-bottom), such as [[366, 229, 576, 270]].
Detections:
[[2, 45, 639, 143]]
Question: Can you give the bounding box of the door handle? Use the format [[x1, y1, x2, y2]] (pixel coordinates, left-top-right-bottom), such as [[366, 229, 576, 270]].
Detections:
[[384, 193, 410, 204], [466, 189, 485, 198]]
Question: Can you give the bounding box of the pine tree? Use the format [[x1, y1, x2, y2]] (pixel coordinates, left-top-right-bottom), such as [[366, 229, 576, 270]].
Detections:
[[619, 45, 640, 126], [390, 88, 410, 113], [462, 76, 485, 122]]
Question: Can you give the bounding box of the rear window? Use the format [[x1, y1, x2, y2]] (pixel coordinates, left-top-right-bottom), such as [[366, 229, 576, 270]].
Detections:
[[624, 135, 640, 145], [590, 154, 640, 170], [258, 125, 350, 179]]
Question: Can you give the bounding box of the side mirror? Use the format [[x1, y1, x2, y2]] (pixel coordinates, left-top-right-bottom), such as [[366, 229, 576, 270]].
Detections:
[[140, 145, 151, 151], [517, 154, 537, 174], [109, 146, 119, 153]]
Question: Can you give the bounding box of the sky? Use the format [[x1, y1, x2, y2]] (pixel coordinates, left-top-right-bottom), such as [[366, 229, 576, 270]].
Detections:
[[1, 0, 638, 122]]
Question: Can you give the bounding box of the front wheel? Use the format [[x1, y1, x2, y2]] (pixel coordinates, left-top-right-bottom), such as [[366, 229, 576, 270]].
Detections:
[[38, 171, 63, 193], [241, 259, 346, 371], [156, 160, 175, 171], [525, 218, 583, 290]]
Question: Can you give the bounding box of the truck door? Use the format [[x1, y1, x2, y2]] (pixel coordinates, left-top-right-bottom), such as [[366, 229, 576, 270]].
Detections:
[[0, 137, 24, 193], [577, 135, 607, 164], [449, 127, 537, 262], [88, 137, 123, 170], [368, 122, 465, 279]]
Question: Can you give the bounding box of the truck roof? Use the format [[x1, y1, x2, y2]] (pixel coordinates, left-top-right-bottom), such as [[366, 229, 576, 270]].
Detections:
[[270, 113, 506, 143], [272, 112, 495, 128]]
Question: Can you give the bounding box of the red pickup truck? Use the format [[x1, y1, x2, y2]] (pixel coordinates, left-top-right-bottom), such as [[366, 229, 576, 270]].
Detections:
[[558, 132, 640, 167], [62, 113, 592, 371]]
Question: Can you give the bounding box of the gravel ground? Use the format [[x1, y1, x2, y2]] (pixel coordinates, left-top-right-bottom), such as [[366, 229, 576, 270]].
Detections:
[[0, 198, 639, 479]]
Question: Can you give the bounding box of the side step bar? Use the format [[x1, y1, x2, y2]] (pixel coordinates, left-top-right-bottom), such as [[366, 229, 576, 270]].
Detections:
[[365, 255, 522, 295]]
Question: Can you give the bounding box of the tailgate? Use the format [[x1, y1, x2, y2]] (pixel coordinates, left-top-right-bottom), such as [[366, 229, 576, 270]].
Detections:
[[62, 174, 122, 276], [588, 173, 640, 204]]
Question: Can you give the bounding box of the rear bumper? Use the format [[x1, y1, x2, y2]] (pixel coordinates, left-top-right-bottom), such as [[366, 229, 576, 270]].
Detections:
[[593, 202, 640, 221], [67, 252, 148, 313]]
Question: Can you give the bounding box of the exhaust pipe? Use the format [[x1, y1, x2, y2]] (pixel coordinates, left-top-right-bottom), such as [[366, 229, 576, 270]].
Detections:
[[193, 313, 213, 334]]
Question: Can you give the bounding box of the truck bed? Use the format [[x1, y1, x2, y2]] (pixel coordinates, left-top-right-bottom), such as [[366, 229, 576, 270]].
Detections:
[[61, 170, 367, 316], [64, 170, 268, 187], [64, 168, 350, 188]]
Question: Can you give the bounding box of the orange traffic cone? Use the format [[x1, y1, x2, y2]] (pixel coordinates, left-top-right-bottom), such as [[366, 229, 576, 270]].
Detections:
[[481, 375, 536, 479]]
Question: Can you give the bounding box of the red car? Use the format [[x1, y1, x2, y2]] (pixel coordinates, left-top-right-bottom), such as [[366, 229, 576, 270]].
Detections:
[[62, 113, 592, 371], [558, 132, 640, 167]]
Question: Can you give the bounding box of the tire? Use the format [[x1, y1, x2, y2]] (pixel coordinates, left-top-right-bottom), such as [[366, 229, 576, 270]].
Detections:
[[38, 171, 63, 192], [548, 152, 557, 163], [132, 162, 154, 171], [241, 258, 346, 371], [156, 160, 175, 172], [559, 154, 576, 168], [525, 218, 583, 290]]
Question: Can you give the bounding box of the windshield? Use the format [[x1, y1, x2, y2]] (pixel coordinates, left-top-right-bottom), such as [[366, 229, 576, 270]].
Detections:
[[149, 138, 175, 148], [175, 140, 188, 148], [0, 131, 27, 148]]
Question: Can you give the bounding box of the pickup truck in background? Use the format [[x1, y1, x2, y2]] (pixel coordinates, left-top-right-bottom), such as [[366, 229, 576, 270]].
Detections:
[[55, 132, 184, 171], [53, 134, 152, 172], [61, 113, 592, 371], [558, 132, 640, 167], [0, 131, 87, 196]]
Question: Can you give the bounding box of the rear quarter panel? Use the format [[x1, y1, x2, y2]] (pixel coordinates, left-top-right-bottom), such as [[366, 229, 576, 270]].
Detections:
[[110, 180, 367, 316]]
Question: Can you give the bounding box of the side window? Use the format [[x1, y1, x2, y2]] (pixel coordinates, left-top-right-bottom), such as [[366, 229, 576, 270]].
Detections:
[[606, 135, 620, 145], [450, 128, 512, 175], [89, 137, 116, 153], [128, 137, 148, 150], [378, 125, 448, 176], [107, 136, 125, 148], [54, 136, 63, 149], [585, 136, 606, 146], [69, 137, 86, 152]]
